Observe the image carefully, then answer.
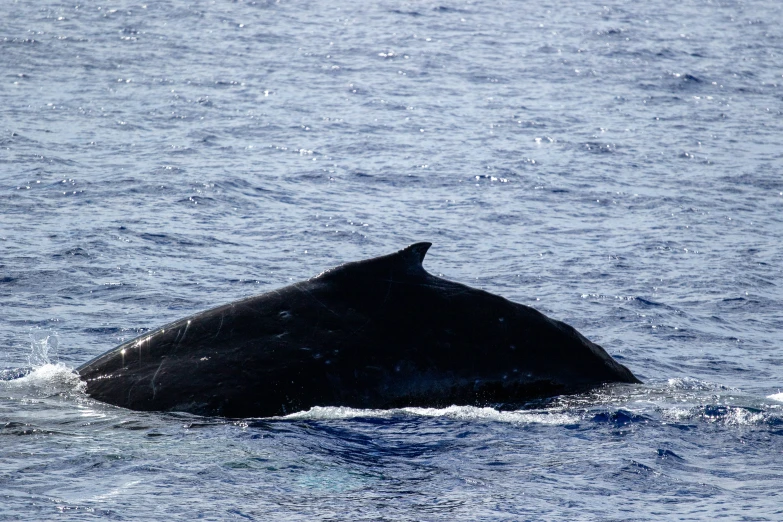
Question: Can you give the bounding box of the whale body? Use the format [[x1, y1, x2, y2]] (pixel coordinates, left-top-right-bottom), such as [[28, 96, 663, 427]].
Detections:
[[77, 243, 640, 417]]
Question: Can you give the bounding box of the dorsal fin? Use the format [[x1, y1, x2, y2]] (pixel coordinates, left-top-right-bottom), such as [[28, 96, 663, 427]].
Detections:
[[314, 242, 433, 280], [398, 242, 431, 269]]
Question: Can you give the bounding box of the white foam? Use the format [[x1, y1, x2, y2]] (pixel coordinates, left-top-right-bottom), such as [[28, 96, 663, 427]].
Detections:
[[666, 377, 715, 391], [660, 407, 693, 422], [721, 407, 766, 426], [283, 404, 579, 425], [404, 405, 579, 425], [768, 392, 783, 403], [0, 363, 85, 395]]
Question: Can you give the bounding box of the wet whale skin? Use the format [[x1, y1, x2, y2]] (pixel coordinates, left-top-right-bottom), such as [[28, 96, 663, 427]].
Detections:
[[77, 243, 640, 417]]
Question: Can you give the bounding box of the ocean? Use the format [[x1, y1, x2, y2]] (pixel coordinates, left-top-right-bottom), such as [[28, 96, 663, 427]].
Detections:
[[1, 0, 782, 519]]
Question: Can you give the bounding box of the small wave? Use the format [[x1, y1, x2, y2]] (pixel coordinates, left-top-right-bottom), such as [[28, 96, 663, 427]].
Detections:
[[283, 405, 579, 425], [591, 409, 652, 426], [768, 392, 783, 403], [635, 297, 667, 308], [700, 405, 768, 426], [390, 9, 422, 16], [660, 404, 776, 427], [583, 141, 618, 154], [432, 6, 468, 13], [666, 377, 726, 392], [656, 448, 684, 461]]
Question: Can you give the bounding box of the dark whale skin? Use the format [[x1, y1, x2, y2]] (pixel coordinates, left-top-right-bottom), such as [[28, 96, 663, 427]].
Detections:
[[77, 243, 640, 417]]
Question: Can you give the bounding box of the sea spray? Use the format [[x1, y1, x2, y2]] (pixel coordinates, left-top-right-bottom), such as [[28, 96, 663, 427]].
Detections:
[[0, 330, 84, 397], [28, 329, 60, 367]]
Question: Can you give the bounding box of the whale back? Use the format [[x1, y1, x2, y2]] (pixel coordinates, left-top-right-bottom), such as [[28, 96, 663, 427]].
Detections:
[[77, 243, 639, 417]]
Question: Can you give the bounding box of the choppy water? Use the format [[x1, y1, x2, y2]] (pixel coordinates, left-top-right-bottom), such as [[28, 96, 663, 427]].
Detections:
[[2, 0, 782, 519]]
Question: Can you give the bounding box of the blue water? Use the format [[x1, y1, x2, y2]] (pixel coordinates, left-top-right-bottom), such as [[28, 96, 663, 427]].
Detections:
[[2, 0, 782, 519]]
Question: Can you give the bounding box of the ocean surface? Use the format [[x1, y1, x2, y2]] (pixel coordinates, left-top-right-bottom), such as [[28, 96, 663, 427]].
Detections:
[[2, 0, 782, 519]]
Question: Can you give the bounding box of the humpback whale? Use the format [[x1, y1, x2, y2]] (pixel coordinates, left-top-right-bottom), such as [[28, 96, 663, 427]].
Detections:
[[77, 243, 639, 417]]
